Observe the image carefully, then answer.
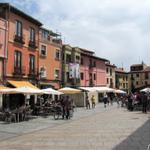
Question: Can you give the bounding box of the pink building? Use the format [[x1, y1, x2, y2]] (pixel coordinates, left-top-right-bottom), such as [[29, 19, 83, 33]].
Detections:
[[0, 18, 8, 84], [80, 49, 107, 87]]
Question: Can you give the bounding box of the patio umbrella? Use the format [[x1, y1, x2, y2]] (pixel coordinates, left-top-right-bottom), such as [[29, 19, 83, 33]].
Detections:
[[93, 87, 115, 93], [13, 86, 43, 95], [140, 88, 150, 93], [115, 89, 126, 94], [58, 87, 81, 94], [79, 87, 97, 92], [41, 88, 63, 95]]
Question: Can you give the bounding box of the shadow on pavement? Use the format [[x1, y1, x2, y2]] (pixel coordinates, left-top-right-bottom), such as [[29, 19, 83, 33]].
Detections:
[[113, 119, 150, 150]]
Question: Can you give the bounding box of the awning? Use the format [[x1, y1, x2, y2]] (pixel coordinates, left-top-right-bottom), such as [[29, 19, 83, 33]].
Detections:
[[8, 80, 39, 89], [0, 86, 10, 90]]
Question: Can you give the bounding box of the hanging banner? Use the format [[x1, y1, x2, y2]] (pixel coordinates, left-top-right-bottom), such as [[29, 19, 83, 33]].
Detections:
[[69, 63, 80, 79]]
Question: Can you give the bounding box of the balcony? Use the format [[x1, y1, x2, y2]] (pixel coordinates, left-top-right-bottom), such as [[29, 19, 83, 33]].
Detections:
[[89, 64, 94, 69], [52, 38, 62, 45], [13, 66, 25, 76], [14, 34, 25, 45], [28, 68, 38, 77], [28, 40, 38, 49]]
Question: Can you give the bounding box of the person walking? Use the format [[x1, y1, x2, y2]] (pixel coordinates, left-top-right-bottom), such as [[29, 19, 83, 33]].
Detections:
[[85, 93, 90, 109], [141, 92, 148, 113], [103, 94, 108, 108], [91, 95, 96, 109]]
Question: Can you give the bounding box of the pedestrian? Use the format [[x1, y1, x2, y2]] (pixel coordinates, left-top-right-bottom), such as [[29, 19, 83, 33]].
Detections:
[[65, 96, 71, 119], [103, 94, 108, 108], [91, 95, 96, 109], [141, 92, 148, 113], [128, 94, 133, 111], [85, 94, 90, 109]]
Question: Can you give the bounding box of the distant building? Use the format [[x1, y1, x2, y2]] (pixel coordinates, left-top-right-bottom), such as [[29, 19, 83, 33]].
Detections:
[[105, 62, 116, 88], [62, 45, 81, 87], [115, 67, 129, 92], [128, 63, 150, 92], [39, 28, 62, 89], [80, 48, 107, 87]]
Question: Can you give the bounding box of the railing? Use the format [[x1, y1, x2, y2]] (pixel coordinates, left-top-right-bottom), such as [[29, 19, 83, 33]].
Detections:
[[14, 34, 25, 45], [28, 40, 38, 49], [52, 38, 62, 45], [28, 68, 38, 77], [13, 66, 26, 76]]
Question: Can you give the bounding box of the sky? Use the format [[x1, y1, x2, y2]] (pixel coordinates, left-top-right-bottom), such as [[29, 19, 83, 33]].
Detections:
[[1, 0, 150, 70]]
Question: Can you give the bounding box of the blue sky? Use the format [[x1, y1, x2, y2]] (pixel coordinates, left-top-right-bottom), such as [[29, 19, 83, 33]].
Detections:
[[1, 0, 150, 70]]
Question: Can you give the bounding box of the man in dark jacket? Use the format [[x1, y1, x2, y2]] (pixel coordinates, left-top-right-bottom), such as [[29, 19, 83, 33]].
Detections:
[[141, 92, 148, 113]]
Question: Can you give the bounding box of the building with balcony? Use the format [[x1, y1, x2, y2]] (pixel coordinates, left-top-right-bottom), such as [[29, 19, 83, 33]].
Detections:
[[0, 18, 8, 84], [80, 48, 107, 87], [0, 3, 42, 86], [128, 63, 150, 92], [62, 45, 81, 87], [39, 28, 62, 89], [115, 68, 129, 93], [105, 62, 116, 88]]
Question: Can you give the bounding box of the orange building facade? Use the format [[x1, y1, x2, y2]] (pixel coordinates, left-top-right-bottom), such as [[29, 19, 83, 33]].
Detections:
[[39, 28, 62, 89], [0, 3, 42, 86]]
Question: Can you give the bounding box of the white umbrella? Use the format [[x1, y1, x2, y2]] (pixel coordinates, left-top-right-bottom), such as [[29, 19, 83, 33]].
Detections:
[[140, 88, 150, 93], [115, 89, 126, 94], [13, 86, 43, 95], [93, 87, 115, 93], [79, 87, 97, 92], [41, 88, 63, 95]]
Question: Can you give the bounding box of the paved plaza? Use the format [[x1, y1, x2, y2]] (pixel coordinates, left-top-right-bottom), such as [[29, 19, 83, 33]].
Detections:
[[0, 104, 150, 150]]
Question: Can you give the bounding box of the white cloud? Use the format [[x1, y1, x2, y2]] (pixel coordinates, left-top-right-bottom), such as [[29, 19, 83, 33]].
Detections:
[[1, 0, 150, 70]]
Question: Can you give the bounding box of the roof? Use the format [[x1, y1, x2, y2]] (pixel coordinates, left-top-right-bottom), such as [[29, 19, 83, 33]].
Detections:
[[0, 3, 42, 26], [115, 68, 128, 74], [80, 48, 94, 54], [106, 63, 116, 68], [81, 53, 108, 62], [129, 66, 150, 73], [40, 27, 60, 37]]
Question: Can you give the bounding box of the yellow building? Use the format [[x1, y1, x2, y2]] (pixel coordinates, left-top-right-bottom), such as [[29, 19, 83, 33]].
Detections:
[[106, 62, 116, 88], [115, 68, 129, 93], [128, 63, 150, 92]]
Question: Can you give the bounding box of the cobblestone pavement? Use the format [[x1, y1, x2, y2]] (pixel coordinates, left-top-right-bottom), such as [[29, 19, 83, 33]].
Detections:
[[0, 104, 150, 150]]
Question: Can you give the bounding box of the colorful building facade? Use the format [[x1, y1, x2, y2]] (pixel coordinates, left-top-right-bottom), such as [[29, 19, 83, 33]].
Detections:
[[62, 45, 81, 87], [80, 49, 107, 87], [39, 28, 62, 89], [0, 17, 8, 84], [105, 62, 116, 88], [115, 68, 129, 92], [0, 3, 42, 86], [128, 63, 150, 92]]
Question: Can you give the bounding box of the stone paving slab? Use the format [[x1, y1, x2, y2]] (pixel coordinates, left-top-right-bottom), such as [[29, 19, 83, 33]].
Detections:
[[0, 104, 150, 150]]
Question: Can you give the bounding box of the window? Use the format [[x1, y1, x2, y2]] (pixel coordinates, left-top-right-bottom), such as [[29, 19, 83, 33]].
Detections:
[[136, 73, 139, 78], [16, 20, 22, 36], [40, 67, 46, 78], [106, 68, 109, 74], [107, 78, 109, 84], [41, 30, 49, 40], [145, 81, 148, 85], [55, 69, 60, 79], [145, 72, 149, 79], [55, 50, 60, 60], [80, 73, 84, 80], [93, 61, 96, 67], [94, 73, 96, 80], [136, 81, 139, 85], [66, 72, 70, 82], [110, 68, 112, 76], [81, 58, 83, 65], [76, 55, 80, 63], [14, 50, 22, 69], [29, 55, 35, 72], [40, 45, 47, 56], [29, 27, 35, 42], [66, 54, 71, 63]]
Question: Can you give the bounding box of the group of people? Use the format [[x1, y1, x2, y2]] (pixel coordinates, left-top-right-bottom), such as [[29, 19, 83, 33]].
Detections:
[[85, 94, 96, 109]]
